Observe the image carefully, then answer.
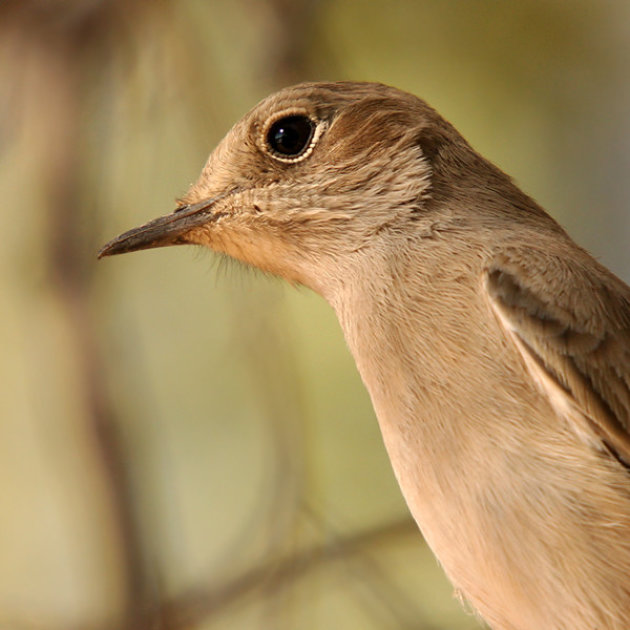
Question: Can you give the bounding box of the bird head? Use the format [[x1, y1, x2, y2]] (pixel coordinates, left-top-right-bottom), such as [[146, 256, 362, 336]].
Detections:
[[99, 82, 466, 293]]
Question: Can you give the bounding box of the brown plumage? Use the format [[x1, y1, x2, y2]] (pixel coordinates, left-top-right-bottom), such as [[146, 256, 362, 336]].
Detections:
[[99, 82, 630, 630]]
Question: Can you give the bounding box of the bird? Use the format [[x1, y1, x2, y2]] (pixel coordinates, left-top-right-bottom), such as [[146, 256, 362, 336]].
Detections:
[[99, 82, 630, 630]]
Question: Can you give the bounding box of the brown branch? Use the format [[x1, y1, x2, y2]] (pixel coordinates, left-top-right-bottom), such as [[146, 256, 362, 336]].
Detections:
[[160, 515, 419, 628], [0, 3, 168, 628]]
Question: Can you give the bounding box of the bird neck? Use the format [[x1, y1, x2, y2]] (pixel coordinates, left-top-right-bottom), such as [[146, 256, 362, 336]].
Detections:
[[323, 229, 520, 586], [325, 227, 497, 475], [329, 229, 479, 381]]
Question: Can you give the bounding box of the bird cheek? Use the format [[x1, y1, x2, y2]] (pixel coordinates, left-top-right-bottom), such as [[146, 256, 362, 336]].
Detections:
[[187, 205, 257, 257]]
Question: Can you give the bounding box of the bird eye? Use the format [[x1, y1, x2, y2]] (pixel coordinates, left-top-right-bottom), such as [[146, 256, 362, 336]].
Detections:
[[266, 115, 316, 160]]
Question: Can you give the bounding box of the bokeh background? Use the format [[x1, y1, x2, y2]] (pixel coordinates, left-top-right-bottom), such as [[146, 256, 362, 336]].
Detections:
[[2, 1, 630, 629]]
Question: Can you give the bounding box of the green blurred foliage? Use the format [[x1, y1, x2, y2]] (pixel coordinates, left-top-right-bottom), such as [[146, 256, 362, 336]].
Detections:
[[0, 1, 629, 629]]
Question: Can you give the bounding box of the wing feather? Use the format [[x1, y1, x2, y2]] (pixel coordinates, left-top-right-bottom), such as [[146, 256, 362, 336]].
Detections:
[[485, 261, 630, 467]]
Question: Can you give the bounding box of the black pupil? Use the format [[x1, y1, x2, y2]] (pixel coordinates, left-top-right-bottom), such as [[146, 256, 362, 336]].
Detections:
[[267, 115, 314, 157]]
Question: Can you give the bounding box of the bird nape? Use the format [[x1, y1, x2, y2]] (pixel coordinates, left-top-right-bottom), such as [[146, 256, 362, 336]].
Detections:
[[99, 82, 630, 630]]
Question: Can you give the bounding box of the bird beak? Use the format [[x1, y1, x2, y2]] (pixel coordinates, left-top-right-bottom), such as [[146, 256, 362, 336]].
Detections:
[[98, 195, 224, 259]]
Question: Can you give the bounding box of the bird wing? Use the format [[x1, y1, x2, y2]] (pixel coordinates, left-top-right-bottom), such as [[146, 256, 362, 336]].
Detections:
[[485, 253, 630, 467]]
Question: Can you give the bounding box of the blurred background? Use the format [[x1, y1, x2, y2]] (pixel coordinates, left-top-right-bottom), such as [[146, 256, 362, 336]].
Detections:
[[1, 1, 630, 629]]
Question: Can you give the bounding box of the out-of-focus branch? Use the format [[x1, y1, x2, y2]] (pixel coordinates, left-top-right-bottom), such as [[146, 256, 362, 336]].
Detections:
[[0, 2, 166, 628], [160, 515, 419, 628]]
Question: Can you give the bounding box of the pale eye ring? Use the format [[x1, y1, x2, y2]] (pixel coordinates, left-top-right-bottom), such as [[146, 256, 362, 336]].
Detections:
[[265, 114, 316, 162]]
